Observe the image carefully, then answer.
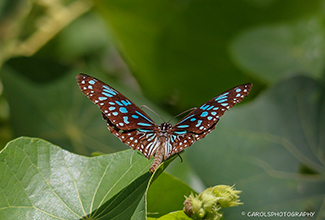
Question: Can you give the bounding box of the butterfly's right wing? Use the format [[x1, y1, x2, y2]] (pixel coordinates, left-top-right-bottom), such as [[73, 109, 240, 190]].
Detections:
[[173, 83, 252, 134], [165, 83, 252, 158]]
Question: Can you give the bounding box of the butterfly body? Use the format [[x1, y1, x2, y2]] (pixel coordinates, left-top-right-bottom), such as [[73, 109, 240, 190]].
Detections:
[[77, 74, 252, 172]]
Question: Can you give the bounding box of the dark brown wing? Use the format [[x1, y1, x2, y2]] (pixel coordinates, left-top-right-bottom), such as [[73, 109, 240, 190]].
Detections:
[[173, 83, 252, 133], [166, 83, 252, 157], [77, 74, 156, 131]]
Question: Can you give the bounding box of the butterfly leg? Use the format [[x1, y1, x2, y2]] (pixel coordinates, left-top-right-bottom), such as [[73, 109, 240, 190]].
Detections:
[[177, 153, 183, 162], [192, 133, 198, 141]]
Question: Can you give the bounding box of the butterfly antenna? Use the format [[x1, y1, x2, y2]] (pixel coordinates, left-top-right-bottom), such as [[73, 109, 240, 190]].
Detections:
[[167, 107, 197, 123], [140, 105, 166, 122]]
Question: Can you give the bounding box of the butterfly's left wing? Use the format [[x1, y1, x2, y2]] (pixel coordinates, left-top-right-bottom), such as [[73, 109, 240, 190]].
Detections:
[[103, 115, 160, 159], [77, 74, 161, 159], [77, 74, 156, 131], [166, 83, 252, 158]]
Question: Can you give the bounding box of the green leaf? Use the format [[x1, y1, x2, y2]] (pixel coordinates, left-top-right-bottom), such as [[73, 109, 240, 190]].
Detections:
[[154, 210, 191, 220], [186, 75, 325, 219], [230, 16, 325, 83], [93, 0, 322, 111], [148, 172, 195, 218], [0, 137, 174, 219]]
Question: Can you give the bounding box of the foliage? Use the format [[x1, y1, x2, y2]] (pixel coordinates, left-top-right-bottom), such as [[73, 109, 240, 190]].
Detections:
[[0, 137, 179, 219], [0, 0, 324, 219]]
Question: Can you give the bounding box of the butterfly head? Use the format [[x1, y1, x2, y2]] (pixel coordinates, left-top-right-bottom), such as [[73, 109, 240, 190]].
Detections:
[[158, 122, 172, 136]]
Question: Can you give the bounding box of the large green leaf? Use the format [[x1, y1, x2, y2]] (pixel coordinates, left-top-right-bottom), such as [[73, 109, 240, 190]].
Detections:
[[94, 0, 322, 111], [0, 137, 154, 219], [0, 137, 179, 219], [149, 211, 191, 220], [147, 172, 195, 218], [230, 16, 325, 83], [185, 75, 325, 219]]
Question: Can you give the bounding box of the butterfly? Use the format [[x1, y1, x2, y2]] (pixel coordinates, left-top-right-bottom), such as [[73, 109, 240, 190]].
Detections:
[[77, 74, 252, 172]]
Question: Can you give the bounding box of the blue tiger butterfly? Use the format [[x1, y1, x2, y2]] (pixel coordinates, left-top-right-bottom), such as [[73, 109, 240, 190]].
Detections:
[[77, 74, 252, 172]]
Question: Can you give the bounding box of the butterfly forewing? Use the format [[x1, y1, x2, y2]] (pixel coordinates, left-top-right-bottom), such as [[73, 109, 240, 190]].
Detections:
[[173, 83, 252, 134], [77, 74, 156, 131], [167, 83, 252, 156]]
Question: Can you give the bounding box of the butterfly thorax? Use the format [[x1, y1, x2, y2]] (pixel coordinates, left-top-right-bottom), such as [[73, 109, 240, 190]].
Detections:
[[157, 122, 172, 139], [148, 122, 172, 172]]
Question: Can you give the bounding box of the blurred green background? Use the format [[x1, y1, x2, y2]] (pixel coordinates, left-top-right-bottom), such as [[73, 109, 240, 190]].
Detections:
[[0, 0, 324, 219]]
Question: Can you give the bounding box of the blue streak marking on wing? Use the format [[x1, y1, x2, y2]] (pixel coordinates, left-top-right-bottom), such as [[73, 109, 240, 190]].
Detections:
[[109, 102, 115, 105], [196, 120, 202, 127], [119, 107, 128, 113], [135, 111, 154, 123], [236, 88, 241, 92], [170, 135, 176, 142], [115, 101, 123, 106], [103, 89, 117, 96], [207, 106, 214, 110], [112, 112, 118, 116], [109, 107, 115, 111], [123, 116, 129, 124], [217, 98, 228, 103], [177, 114, 194, 124], [200, 111, 208, 117], [137, 122, 152, 126], [102, 85, 117, 95], [190, 118, 196, 121], [88, 85, 93, 90], [89, 80, 95, 85], [132, 115, 139, 118], [103, 85, 111, 90], [177, 124, 189, 128], [147, 134, 156, 141], [200, 104, 210, 110], [102, 92, 113, 97], [138, 129, 153, 132], [98, 97, 107, 101], [221, 103, 228, 106], [215, 95, 227, 101], [211, 112, 217, 116], [122, 100, 132, 106], [174, 131, 187, 135]]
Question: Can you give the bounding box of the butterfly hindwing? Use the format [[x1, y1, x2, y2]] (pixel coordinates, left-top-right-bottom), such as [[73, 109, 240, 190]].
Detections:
[[104, 115, 159, 159], [166, 131, 196, 159], [173, 83, 252, 134], [77, 74, 156, 131], [167, 124, 218, 157]]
